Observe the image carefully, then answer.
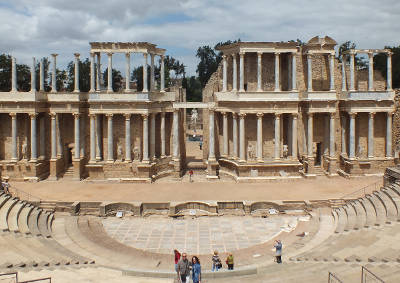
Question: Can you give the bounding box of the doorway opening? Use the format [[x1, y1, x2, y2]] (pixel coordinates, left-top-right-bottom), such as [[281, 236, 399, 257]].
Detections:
[[315, 142, 322, 166]]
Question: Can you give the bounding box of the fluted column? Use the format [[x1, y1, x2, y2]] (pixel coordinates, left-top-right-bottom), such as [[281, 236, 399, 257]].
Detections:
[[222, 112, 228, 157], [239, 52, 245, 92], [74, 113, 80, 160], [257, 52, 262, 91], [329, 54, 335, 91], [106, 114, 113, 161], [124, 114, 131, 162], [39, 116, 45, 159], [40, 58, 44, 91], [329, 113, 335, 158], [349, 52, 356, 91], [74, 53, 80, 92], [239, 113, 246, 162], [209, 109, 216, 161], [274, 52, 281, 91], [274, 113, 281, 160], [232, 113, 238, 159], [31, 57, 36, 92], [368, 112, 375, 158], [307, 113, 313, 157], [107, 52, 113, 93], [30, 113, 37, 162], [349, 112, 356, 159], [96, 114, 102, 160], [387, 52, 393, 90], [292, 53, 297, 91], [257, 113, 263, 162], [307, 54, 312, 92], [292, 114, 298, 159], [125, 53, 131, 92], [172, 110, 179, 160], [89, 53, 95, 92], [142, 114, 149, 162], [143, 53, 148, 92], [341, 57, 347, 91], [150, 113, 156, 160], [11, 56, 17, 92], [51, 54, 58, 92], [96, 53, 101, 91], [161, 112, 166, 157], [89, 114, 96, 162], [368, 52, 374, 91], [150, 53, 155, 91], [10, 113, 17, 161], [160, 55, 165, 92], [386, 112, 393, 158], [51, 113, 57, 160], [232, 54, 237, 91], [341, 114, 347, 156], [222, 55, 227, 92]]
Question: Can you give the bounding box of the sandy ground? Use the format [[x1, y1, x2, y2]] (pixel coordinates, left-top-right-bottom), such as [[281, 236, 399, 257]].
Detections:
[[10, 175, 382, 202]]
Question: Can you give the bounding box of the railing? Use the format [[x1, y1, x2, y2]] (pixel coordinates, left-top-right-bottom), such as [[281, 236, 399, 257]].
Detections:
[[341, 181, 382, 200], [328, 272, 343, 283], [8, 186, 42, 203], [0, 272, 18, 283], [361, 266, 385, 283]]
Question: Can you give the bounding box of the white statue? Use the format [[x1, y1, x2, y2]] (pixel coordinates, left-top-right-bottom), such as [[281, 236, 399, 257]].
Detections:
[[21, 141, 27, 160], [190, 109, 198, 130], [247, 144, 256, 160], [283, 145, 288, 158], [117, 144, 123, 161], [133, 147, 140, 161]]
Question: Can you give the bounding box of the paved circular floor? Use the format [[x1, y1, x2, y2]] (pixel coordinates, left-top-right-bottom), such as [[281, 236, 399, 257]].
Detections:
[[102, 215, 298, 255]]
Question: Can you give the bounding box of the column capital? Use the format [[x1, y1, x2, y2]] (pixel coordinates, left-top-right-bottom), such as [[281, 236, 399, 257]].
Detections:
[[106, 52, 113, 57], [369, 112, 376, 118], [9, 112, 17, 118], [105, 113, 114, 118], [329, 112, 335, 118], [349, 112, 357, 118], [275, 52, 280, 56], [307, 112, 313, 118], [73, 112, 80, 118], [221, 111, 227, 117], [239, 52, 245, 57], [387, 111, 394, 116], [50, 112, 57, 119], [124, 113, 131, 120], [88, 113, 96, 119], [74, 53, 80, 58], [239, 113, 246, 119], [387, 51, 393, 57], [222, 55, 227, 60], [307, 53, 312, 59], [275, 113, 281, 119], [231, 53, 237, 59], [150, 53, 155, 58], [368, 51, 374, 58], [125, 52, 130, 58], [329, 53, 335, 59], [257, 51, 263, 56], [90, 52, 95, 57], [51, 53, 58, 58], [232, 112, 238, 118], [29, 113, 37, 119], [348, 49, 357, 55], [143, 53, 148, 58], [141, 113, 149, 120], [160, 54, 165, 60], [292, 113, 298, 120], [256, 112, 264, 118]]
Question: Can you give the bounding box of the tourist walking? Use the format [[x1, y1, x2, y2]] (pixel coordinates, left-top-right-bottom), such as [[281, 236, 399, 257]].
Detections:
[[191, 256, 201, 283], [226, 253, 234, 270], [189, 170, 194, 182], [174, 249, 181, 275], [212, 250, 222, 271], [1, 179, 10, 194], [274, 240, 282, 263], [177, 252, 191, 283]]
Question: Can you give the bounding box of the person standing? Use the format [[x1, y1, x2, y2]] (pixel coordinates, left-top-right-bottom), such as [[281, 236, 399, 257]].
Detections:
[[177, 253, 191, 283], [212, 250, 221, 271], [189, 170, 194, 182], [191, 256, 201, 283], [274, 240, 282, 263], [174, 249, 181, 276], [1, 180, 10, 194], [226, 253, 234, 270]]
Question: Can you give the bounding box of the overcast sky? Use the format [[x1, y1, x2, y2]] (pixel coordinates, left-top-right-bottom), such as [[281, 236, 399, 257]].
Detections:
[[1, 0, 399, 76]]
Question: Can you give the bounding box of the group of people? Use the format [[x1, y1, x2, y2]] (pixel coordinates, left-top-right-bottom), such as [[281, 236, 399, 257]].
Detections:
[[0, 179, 10, 195], [174, 250, 234, 283]]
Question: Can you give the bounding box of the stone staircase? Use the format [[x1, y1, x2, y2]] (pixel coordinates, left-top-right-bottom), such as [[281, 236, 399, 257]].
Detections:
[[61, 166, 74, 179]]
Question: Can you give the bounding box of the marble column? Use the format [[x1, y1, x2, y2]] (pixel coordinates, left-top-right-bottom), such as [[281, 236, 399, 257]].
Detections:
[[341, 114, 347, 156], [232, 54, 237, 91], [209, 109, 216, 161], [150, 113, 156, 160], [31, 57, 36, 92], [10, 113, 17, 161], [222, 55, 227, 92], [292, 53, 297, 91], [307, 54, 312, 92], [142, 114, 149, 162], [386, 112, 393, 158], [39, 116, 45, 159], [51, 113, 57, 160], [143, 53, 148, 92], [239, 113, 246, 161], [96, 53, 101, 91], [349, 112, 356, 159], [106, 114, 113, 161], [292, 114, 298, 159], [96, 114, 102, 160], [74, 53, 80, 92], [125, 114, 131, 161], [90, 53, 95, 92], [107, 53, 113, 93], [232, 113, 238, 159], [274, 52, 281, 91], [288, 54, 292, 90], [329, 54, 335, 91], [307, 113, 313, 157], [341, 57, 347, 91], [172, 110, 179, 160], [257, 52, 262, 91], [89, 114, 96, 162], [51, 54, 58, 92], [40, 59, 44, 91], [368, 52, 374, 91], [57, 115, 62, 157], [125, 53, 131, 92], [30, 113, 37, 162], [74, 113, 80, 160], [11, 57, 17, 92], [274, 114, 281, 159], [239, 52, 245, 92], [387, 52, 393, 90], [160, 55, 165, 92], [329, 113, 335, 158], [257, 113, 263, 162], [368, 112, 375, 158], [161, 112, 166, 157], [150, 53, 155, 91], [222, 112, 228, 157], [349, 53, 356, 91]]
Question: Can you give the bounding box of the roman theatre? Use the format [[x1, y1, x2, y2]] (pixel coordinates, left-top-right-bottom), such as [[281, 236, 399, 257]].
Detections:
[[0, 36, 400, 282]]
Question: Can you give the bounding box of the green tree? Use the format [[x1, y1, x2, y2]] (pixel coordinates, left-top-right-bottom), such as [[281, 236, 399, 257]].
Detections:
[[65, 58, 91, 92], [103, 68, 123, 92], [374, 46, 400, 89], [338, 41, 366, 67], [183, 76, 202, 102], [35, 57, 51, 91], [0, 54, 31, 91]]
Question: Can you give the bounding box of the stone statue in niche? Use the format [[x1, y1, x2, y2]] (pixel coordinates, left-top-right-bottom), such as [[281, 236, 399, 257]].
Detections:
[[117, 144, 123, 161], [190, 109, 198, 130], [133, 147, 140, 161], [283, 145, 288, 158], [357, 145, 365, 158], [21, 141, 27, 160], [247, 143, 256, 160]]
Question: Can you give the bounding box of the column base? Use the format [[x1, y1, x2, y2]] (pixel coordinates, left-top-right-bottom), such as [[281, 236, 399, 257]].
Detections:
[[73, 160, 83, 180]]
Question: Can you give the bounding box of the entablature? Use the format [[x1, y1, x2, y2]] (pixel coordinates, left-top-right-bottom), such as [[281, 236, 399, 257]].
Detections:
[[215, 91, 299, 102]]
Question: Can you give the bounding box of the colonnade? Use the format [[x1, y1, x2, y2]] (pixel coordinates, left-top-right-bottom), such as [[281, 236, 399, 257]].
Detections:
[[306, 53, 336, 91]]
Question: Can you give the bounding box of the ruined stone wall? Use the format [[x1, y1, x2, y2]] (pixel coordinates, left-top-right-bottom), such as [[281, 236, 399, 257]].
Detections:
[[393, 89, 400, 154]]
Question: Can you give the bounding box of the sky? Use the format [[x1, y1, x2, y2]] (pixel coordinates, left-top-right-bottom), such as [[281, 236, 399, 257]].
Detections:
[[0, 0, 399, 76]]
